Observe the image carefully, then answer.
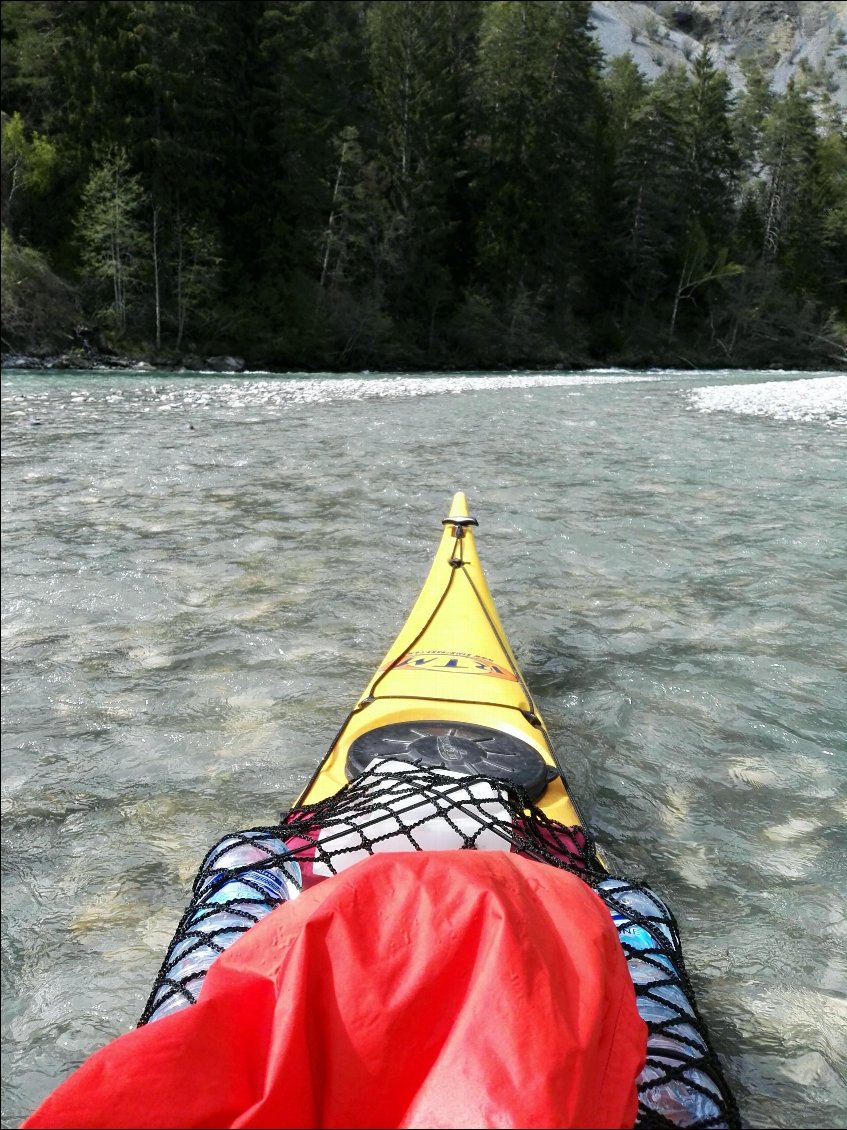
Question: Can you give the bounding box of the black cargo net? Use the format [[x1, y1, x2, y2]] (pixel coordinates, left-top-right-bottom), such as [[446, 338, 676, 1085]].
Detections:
[[139, 759, 739, 1129]]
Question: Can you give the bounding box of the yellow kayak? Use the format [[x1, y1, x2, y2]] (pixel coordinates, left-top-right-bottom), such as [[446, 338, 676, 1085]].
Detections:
[[297, 491, 589, 835]]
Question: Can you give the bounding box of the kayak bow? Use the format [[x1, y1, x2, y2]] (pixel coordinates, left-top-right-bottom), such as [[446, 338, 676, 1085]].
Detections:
[[298, 491, 587, 832]]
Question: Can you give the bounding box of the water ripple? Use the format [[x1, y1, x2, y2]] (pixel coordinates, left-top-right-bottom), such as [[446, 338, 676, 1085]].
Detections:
[[2, 367, 846, 1129]]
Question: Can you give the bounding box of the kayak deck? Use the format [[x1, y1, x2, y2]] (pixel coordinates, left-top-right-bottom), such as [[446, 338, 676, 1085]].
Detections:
[[297, 492, 585, 830]]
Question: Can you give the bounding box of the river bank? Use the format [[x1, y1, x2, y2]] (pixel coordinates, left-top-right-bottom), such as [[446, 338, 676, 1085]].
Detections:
[[1, 349, 248, 374], [4, 349, 845, 377]]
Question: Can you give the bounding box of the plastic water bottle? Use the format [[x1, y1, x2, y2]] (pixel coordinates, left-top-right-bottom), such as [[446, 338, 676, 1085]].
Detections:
[[196, 831, 298, 890], [145, 835, 300, 1023], [596, 878, 728, 1127]]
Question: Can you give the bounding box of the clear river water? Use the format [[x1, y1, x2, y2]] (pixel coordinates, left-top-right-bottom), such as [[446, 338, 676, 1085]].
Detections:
[[2, 367, 845, 1129]]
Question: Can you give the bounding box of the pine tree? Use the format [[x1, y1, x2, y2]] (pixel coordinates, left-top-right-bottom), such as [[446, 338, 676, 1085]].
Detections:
[[683, 50, 738, 247], [470, 0, 602, 360], [364, 0, 480, 359], [716, 85, 845, 365], [0, 0, 69, 129], [611, 67, 689, 331], [759, 80, 818, 265], [668, 52, 741, 339], [814, 125, 847, 322], [592, 53, 650, 353], [732, 62, 774, 180], [214, 0, 371, 360], [603, 53, 650, 152]]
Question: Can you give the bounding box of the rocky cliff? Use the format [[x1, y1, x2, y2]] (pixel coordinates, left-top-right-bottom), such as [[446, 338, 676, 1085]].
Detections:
[[590, 1, 847, 109]]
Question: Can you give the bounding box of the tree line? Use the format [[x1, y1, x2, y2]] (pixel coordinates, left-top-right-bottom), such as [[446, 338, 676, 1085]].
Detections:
[[1, 0, 845, 370]]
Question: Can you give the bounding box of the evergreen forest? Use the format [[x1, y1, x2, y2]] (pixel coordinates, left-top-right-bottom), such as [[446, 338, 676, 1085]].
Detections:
[[2, 0, 845, 371]]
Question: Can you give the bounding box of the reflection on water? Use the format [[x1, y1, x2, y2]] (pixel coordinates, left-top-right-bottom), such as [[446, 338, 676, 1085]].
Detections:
[[2, 368, 846, 1129]]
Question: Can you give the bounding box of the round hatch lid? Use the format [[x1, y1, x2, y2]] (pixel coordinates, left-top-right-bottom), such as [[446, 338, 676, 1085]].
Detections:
[[345, 721, 557, 801]]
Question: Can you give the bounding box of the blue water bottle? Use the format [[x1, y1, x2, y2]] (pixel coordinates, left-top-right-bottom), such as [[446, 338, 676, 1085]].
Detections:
[[596, 878, 729, 1127]]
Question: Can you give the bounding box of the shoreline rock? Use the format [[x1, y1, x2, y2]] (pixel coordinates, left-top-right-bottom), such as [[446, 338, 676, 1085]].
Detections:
[[1, 350, 247, 373], [2, 349, 840, 375]]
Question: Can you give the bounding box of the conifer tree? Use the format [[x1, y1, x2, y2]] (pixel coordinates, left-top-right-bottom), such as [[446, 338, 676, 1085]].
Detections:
[[0, 0, 68, 129], [611, 67, 689, 331], [669, 52, 741, 338], [683, 50, 738, 246], [471, 0, 602, 359], [759, 80, 818, 266], [364, 0, 480, 358], [814, 125, 847, 320]]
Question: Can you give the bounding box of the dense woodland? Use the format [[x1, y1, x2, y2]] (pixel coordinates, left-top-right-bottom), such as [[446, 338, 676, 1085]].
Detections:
[[1, 0, 845, 371]]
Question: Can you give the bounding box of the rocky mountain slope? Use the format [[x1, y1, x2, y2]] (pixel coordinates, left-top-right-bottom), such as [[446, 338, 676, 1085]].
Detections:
[[590, 1, 847, 110]]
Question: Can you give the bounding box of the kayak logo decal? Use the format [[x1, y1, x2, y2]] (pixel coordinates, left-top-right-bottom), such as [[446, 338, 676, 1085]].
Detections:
[[388, 650, 517, 681]]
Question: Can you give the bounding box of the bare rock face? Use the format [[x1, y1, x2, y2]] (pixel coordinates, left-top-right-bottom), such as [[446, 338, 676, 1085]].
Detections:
[[204, 355, 246, 373], [590, 1, 847, 108]]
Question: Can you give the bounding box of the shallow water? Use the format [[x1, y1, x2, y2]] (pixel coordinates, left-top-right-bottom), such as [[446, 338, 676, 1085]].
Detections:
[[2, 367, 846, 1128]]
